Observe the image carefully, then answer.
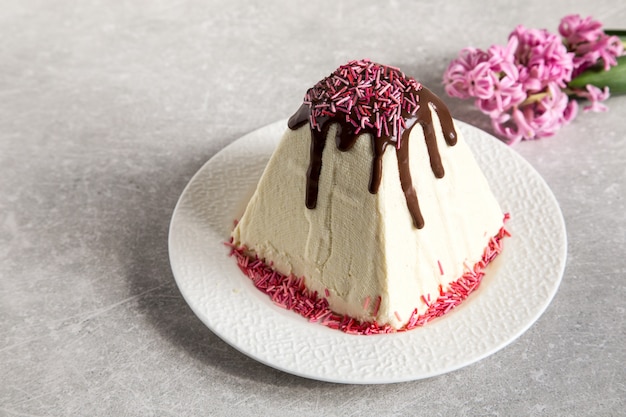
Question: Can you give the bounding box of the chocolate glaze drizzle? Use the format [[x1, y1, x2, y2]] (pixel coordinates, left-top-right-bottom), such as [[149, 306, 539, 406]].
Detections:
[[287, 60, 457, 229]]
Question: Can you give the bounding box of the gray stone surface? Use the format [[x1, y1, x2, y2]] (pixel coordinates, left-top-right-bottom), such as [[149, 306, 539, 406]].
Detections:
[[1, 1, 624, 416]]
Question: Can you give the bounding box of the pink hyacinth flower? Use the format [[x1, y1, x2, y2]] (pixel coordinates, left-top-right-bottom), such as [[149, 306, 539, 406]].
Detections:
[[529, 83, 577, 135], [466, 62, 497, 99], [509, 25, 574, 90], [575, 85, 611, 112], [574, 34, 624, 71], [443, 47, 490, 99], [492, 83, 578, 144], [559, 14, 604, 45], [559, 14, 624, 76], [476, 74, 526, 117], [442, 14, 620, 144], [487, 36, 519, 79]]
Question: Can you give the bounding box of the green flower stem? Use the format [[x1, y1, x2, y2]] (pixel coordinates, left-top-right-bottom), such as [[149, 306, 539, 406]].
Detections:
[[521, 91, 549, 106]]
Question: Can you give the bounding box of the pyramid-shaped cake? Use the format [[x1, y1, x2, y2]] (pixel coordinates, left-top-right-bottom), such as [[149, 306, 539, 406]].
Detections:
[[231, 60, 506, 332]]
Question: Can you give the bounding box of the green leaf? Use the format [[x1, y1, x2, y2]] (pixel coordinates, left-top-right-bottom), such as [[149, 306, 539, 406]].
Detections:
[[605, 29, 626, 40], [568, 55, 626, 94]]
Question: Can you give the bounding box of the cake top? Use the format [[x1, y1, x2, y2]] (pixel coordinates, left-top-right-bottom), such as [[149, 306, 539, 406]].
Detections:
[[292, 59, 422, 142], [288, 59, 458, 229]]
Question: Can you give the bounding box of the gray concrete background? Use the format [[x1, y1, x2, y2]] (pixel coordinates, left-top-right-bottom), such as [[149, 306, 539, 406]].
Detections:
[[1, 1, 624, 416]]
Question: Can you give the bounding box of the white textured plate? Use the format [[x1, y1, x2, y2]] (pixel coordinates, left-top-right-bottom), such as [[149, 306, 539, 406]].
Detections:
[[168, 119, 567, 384]]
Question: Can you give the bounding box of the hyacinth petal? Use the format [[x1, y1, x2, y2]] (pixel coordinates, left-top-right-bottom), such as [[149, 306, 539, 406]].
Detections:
[[513, 107, 536, 140], [491, 116, 522, 145], [574, 85, 611, 112], [468, 63, 496, 99], [488, 36, 519, 74], [523, 77, 542, 92], [584, 101, 608, 113], [564, 99, 579, 121]]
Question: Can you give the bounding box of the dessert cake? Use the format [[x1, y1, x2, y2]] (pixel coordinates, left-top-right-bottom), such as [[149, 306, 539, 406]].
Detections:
[[229, 59, 508, 334]]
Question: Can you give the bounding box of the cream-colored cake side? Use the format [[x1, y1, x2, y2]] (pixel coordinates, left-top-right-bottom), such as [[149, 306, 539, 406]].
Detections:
[[301, 124, 386, 323], [231, 124, 386, 323], [379, 108, 503, 328], [232, 127, 310, 277]]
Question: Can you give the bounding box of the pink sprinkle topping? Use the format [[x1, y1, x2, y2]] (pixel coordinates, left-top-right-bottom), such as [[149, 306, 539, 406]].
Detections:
[[303, 59, 422, 148], [362, 296, 371, 311], [373, 296, 382, 316], [324, 288, 330, 297], [437, 260, 444, 276], [227, 214, 510, 335]]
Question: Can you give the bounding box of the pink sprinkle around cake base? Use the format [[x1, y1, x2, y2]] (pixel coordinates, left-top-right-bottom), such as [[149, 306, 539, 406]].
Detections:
[[226, 217, 509, 335]]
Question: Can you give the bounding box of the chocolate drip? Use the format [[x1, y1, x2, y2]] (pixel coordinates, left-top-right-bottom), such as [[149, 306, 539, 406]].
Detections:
[[396, 123, 424, 228], [369, 135, 393, 194], [288, 70, 457, 228], [305, 128, 327, 209], [287, 103, 310, 130]]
